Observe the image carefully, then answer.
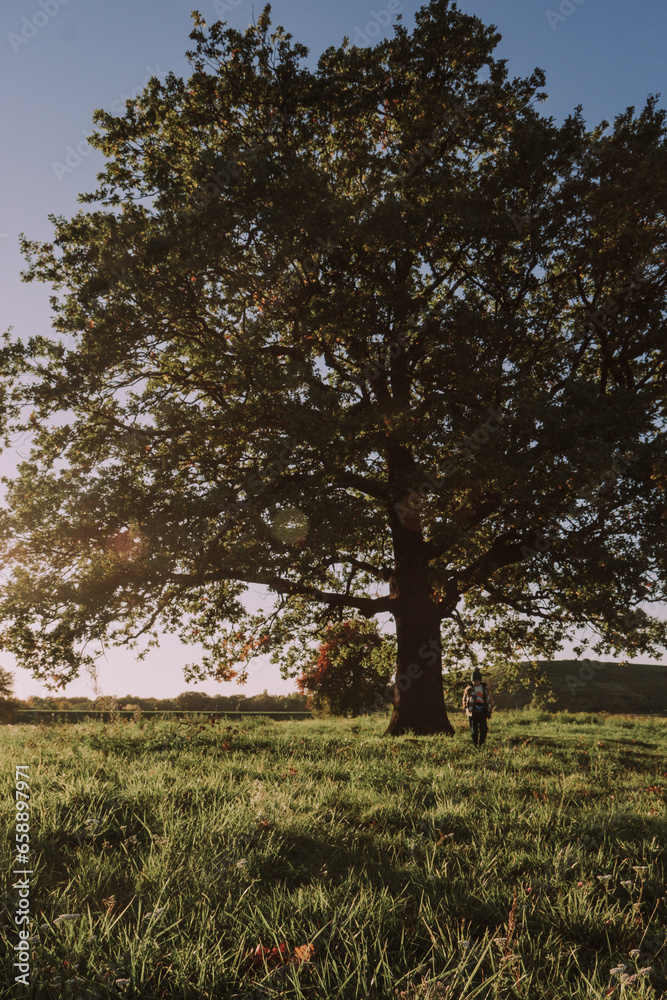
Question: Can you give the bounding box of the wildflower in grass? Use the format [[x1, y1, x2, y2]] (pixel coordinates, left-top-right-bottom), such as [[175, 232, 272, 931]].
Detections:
[[145, 906, 167, 918], [493, 937, 508, 945], [598, 875, 612, 882], [609, 966, 627, 975], [53, 913, 81, 924], [638, 967, 653, 975], [460, 940, 470, 949], [629, 949, 642, 957], [620, 880, 634, 888], [632, 865, 648, 872]]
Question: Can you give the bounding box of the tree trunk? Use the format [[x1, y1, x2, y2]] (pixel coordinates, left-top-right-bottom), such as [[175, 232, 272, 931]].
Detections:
[[384, 503, 455, 737]]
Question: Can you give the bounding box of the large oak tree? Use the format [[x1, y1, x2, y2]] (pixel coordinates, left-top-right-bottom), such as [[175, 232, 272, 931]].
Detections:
[[1, 1, 666, 734]]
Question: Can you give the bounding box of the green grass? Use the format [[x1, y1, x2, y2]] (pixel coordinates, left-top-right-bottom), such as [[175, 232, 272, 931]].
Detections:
[[1, 710, 666, 999]]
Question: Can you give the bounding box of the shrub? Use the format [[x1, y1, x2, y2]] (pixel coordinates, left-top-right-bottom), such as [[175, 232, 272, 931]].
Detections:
[[296, 619, 395, 717]]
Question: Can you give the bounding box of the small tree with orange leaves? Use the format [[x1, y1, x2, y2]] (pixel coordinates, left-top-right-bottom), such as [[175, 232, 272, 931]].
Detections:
[[296, 619, 394, 717]]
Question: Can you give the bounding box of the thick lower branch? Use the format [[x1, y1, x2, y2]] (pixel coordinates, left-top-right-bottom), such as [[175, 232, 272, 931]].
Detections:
[[169, 569, 393, 616], [319, 553, 393, 581]]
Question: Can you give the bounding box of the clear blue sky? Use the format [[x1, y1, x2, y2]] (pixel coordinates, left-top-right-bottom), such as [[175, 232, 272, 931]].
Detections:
[[1, 0, 665, 700]]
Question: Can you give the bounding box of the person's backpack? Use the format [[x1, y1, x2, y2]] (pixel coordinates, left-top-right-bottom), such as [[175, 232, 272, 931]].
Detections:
[[472, 682, 490, 717]]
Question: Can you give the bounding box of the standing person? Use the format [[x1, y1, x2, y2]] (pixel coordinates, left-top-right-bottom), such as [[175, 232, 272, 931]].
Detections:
[[462, 669, 494, 747]]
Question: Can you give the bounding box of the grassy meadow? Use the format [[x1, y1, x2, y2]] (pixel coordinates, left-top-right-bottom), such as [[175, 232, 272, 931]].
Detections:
[[1, 709, 666, 999]]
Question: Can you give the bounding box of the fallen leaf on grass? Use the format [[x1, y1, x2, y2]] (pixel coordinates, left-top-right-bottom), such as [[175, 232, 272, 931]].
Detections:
[[293, 943, 315, 965], [244, 942, 291, 972], [244, 940, 316, 973]]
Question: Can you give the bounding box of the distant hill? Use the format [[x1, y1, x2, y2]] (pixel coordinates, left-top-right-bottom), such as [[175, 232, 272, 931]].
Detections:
[[486, 659, 667, 715]]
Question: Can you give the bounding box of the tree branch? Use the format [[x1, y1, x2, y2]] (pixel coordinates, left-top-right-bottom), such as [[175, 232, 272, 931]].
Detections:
[[169, 569, 394, 616], [319, 553, 393, 581]]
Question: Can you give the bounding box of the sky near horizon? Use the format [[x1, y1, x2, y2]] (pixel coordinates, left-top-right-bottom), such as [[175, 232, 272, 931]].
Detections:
[[1, 0, 666, 701]]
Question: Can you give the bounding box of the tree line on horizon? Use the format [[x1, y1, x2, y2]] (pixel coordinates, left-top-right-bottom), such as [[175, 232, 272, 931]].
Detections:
[[11, 689, 310, 714]]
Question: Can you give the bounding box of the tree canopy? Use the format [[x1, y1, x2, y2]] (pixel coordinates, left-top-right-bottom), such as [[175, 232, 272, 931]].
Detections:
[[1, 0, 666, 734]]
